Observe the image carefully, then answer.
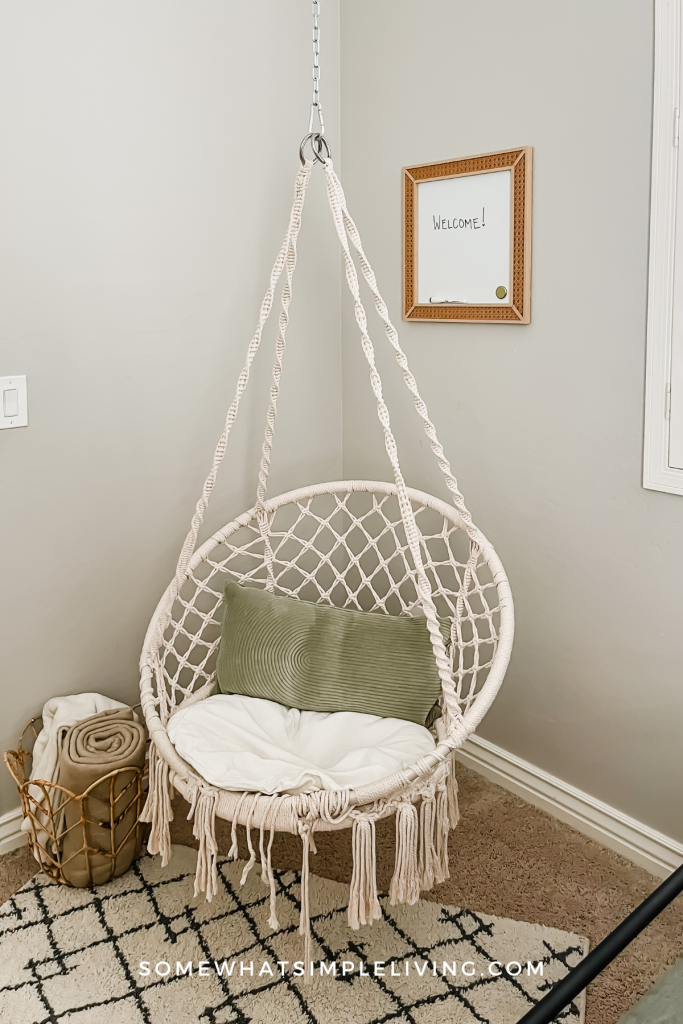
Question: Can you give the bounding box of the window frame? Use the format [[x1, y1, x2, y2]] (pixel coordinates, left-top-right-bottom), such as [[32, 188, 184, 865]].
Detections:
[[644, 0, 683, 494]]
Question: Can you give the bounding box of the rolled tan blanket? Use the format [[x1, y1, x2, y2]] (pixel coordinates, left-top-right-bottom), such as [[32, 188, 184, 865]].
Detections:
[[59, 707, 147, 886]]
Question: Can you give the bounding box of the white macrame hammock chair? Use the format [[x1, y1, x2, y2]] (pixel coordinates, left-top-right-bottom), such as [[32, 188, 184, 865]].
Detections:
[[139, 157, 514, 969]]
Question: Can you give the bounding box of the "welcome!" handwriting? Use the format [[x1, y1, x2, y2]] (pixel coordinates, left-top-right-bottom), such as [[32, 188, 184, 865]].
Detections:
[[433, 208, 486, 231]]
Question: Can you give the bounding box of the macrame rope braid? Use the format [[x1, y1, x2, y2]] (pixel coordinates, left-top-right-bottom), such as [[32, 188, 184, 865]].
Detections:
[[323, 163, 467, 744], [150, 162, 313, 662], [324, 167, 475, 534], [324, 162, 482, 635], [254, 170, 309, 591]]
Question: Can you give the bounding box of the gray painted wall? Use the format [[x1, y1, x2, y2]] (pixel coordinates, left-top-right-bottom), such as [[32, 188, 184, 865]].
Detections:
[[340, 0, 683, 840], [2, 0, 680, 845], [0, 0, 342, 814]]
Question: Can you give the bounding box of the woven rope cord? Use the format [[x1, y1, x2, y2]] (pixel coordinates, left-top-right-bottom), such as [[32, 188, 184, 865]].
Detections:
[[324, 166, 475, 534], [323, 162, 481, 629], [254, 165, 309, 590], [322, 163, 465, 736]]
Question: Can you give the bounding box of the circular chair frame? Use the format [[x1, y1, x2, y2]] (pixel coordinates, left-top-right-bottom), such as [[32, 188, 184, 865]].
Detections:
[[141, 479, 513, 812]]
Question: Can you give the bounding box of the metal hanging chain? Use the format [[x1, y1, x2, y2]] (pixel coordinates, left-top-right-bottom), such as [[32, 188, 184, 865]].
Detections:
[[308, 0, 324, 135], [300, 0, 331, 165]]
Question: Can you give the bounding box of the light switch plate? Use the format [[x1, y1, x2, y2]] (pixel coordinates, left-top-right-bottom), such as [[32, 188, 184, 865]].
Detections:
[[0, 375, 28, 429]]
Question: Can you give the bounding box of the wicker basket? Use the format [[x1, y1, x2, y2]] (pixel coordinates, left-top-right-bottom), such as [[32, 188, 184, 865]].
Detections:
[[4, 717, 148, 887]]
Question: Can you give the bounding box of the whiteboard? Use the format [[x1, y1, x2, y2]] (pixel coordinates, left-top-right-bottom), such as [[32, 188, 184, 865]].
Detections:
[[417, 169, 512, 305]]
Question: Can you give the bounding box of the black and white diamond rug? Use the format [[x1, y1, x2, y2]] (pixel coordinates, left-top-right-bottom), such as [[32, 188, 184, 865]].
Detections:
[[0, 845, 588, 1024]]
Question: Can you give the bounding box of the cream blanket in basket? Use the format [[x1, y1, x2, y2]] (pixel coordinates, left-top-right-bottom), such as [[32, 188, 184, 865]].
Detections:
[[21, 693, 129, 860]]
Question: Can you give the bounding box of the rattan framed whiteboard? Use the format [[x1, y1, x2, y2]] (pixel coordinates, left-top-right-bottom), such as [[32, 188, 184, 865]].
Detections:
[[403, 147, 532, 323]]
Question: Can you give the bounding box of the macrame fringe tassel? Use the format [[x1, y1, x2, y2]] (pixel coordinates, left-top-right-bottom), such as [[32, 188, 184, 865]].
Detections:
[[240, 823, 257, 885], [299, 831, 313, 984], [265, 827, 279, 931], [227, 792, 249, 862], [348, 818, 382, 930], [257, 795, 281, 931], [188, 788, 218, 901], [389, 801, 420, 905], [418, 794, 437, 890], [433, 786, 450, 886], [139, 742, 173, 867], [446, 755, 460, 829]]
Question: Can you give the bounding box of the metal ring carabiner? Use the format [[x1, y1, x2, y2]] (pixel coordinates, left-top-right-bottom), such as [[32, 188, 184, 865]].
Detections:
[[299, 132, 332, 166], [313, 134, 331, 162]]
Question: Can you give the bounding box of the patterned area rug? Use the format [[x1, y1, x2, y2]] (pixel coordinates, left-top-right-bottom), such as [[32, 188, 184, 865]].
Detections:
[[0, 845, 588, 1024]]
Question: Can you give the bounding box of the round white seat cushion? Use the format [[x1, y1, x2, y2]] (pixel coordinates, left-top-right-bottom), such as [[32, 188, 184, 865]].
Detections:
[[167, 693, 436, 795]]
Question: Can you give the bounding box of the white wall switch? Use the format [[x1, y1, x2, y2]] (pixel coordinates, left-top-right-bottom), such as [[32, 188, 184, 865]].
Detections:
[[0, 375, 28, 429]]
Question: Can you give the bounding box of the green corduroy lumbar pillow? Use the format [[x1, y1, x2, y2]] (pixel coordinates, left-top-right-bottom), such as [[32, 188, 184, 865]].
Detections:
[[216, 581, 450, 726]]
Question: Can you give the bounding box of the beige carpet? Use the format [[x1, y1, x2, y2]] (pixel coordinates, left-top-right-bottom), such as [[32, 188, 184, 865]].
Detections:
[[2, 764, 681, 1022], [0, 844, 588, 1023]]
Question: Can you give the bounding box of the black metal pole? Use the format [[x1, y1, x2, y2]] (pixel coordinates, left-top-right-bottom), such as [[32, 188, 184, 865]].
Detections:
[[515, 862, 683, 1024]]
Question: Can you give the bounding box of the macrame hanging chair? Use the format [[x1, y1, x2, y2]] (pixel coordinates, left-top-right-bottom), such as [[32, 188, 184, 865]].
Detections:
[[138, 11, 513, 970]]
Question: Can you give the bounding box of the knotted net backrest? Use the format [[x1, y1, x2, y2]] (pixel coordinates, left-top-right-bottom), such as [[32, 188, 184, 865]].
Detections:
[[153, 481, 509, 733]]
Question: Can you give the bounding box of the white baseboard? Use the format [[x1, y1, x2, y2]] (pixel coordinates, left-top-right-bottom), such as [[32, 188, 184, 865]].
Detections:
[[0, 807, 26, 855], [457, 735, 683, 878]]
